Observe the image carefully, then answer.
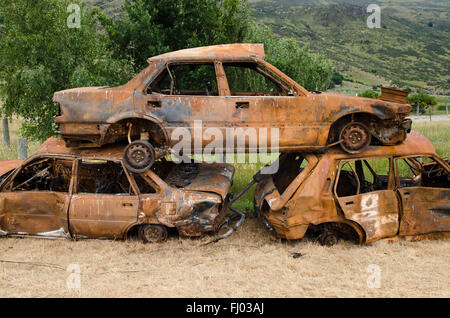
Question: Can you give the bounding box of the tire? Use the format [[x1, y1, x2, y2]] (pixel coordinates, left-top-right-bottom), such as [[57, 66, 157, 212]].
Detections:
[[123, 140, 156, 174], [339, 122, 371, 154], [318, 231, 339, 247], [139, 224, 168, 243]]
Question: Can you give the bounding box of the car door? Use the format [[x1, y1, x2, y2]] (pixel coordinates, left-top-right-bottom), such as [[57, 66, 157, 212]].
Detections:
[[0, 156, 74, 238], [221, 62, 320, 152], [395, 156, 450, 236], [334, 158, 400, 243], [68, 159, 139, 239], [136, 62, 232, 150]]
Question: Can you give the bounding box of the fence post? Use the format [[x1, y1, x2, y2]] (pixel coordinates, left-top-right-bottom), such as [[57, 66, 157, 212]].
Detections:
[[2, 118, 10, 147], [416, 105, 420, 116], [446, 103, 448, 117], [18, 138, 28, 159]]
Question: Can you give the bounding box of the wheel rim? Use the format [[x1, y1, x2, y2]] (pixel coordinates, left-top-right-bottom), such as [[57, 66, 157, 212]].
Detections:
[[124, 141, 155, 171], [141, 225, 167, 243], [340, 122, 371, 153]]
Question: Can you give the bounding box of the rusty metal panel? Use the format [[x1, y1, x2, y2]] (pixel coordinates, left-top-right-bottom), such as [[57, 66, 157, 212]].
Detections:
[[0, 160, 23, 176], [0, 192, 70, 237], [69, 194, 139, 239], [398, 188, 450, 236], [336, 191, 399, 243], [379, 87, 409, 104]]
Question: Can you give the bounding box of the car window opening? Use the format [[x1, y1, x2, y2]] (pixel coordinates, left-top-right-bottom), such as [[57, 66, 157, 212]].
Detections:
[[223, 62, 291, 97], [336, 158, 390, 197], [149, 63, 218, 96], [396, 157, 449, 189], [77, 160, 134, 195], [11, 158, 73, 192], [273, 153, 309, 194]]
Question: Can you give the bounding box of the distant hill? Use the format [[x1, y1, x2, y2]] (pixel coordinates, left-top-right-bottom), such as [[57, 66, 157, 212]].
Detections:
[[84, 0, 450, 93]]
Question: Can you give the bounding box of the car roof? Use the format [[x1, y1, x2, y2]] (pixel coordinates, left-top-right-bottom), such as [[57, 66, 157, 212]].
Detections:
[[147, 43, 265, 63], [316, 131, 437, 160], [36, 138, 124, 160]]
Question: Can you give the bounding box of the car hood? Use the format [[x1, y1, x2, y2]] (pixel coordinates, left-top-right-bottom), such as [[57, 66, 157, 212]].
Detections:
[[0, 160, 23, 177], [185, 163, 235, 200]]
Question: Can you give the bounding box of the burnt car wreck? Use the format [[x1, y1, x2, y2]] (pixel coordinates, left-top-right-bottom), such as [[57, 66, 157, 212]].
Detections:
[[4, 44, 446, 248], [253, 132, 450, 245], [0, 138, 234, 242], [53, 43, 412, 172]]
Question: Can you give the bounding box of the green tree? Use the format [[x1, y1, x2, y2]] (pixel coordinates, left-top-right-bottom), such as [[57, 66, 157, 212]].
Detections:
[[246, 25, 333, 91], [100, 1, 332, 91], [0, 0, 133, 140], [358, 90, 380, 99], [99, 0, 251, 72], [407, 92, 437, 114], [331, 71, 344, 86]]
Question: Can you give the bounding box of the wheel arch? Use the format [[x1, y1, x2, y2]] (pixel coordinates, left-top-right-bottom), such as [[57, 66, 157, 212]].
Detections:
[[308, 220, 366, 245], [104, 113, 169, 148], [327, 111, 382, 144]]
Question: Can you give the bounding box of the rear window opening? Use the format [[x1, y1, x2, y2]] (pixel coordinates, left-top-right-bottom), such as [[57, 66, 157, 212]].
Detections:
[[273, 153, 309, 194]]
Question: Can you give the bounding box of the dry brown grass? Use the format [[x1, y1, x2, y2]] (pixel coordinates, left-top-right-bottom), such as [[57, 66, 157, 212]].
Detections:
[[0, 119, 449, 298], [0, 218, 449, 298]]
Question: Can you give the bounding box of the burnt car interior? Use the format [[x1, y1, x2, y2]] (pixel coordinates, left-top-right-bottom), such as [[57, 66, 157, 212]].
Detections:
[[148, 63, 219, 96], [9, 158, 73, 192], [149, 161, 200, 189], [77, 159, 134, 195], [336, 158, 390, 197], [1, 157, 204, 197], [272, 153, 308, 193], [396, 157, 449, 189]]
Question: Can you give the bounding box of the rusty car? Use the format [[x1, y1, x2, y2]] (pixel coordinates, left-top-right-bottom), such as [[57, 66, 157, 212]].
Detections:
[[253, 131, 449, 245], [0, 138, 234, 242], [53, 44, 412, 173]]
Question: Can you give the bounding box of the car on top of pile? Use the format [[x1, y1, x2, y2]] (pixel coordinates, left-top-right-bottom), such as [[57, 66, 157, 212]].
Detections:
[[53, 43, 412, 172]]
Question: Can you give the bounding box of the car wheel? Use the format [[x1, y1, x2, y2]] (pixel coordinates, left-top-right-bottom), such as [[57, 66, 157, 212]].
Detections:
[[123, 140, 156, 174], [339, 122, 371, 154], [318, 231, 339, 247], [139, 224, 168, 243]]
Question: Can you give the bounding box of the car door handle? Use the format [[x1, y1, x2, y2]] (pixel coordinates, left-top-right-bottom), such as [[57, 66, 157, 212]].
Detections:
[[345, 201, 355, 206], [122, 203, 134, 207], [236, 101, 249, 109], [148, 101, 161, 108]]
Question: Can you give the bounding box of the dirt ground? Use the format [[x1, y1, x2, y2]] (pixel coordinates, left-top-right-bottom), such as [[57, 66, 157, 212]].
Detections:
[[0, 217, 448, 298]]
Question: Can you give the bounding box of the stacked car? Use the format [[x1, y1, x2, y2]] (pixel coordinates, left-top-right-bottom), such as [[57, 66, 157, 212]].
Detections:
[[0, 44, 448, 245]]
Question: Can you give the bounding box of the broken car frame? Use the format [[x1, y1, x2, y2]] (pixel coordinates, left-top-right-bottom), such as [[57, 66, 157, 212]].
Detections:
[[53, 44, 412, 172], [247, 131, 449, 245], [0, 138, 235, 242]]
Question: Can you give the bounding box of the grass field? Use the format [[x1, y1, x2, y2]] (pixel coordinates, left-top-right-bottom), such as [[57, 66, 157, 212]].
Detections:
[[0, 119, 449, 298]]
